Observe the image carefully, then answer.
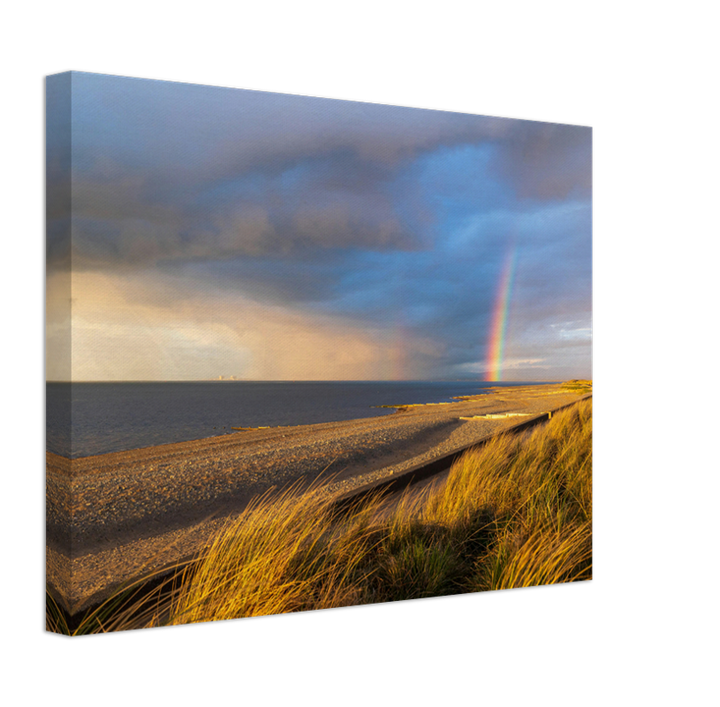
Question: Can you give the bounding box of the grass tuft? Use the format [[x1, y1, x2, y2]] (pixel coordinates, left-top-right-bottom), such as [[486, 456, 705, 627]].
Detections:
[[166, 481, 384, 625]]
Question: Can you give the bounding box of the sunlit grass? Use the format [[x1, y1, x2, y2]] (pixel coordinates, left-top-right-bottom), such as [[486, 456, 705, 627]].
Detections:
[[377, 397, 593, 598], [479, 520, 592, 591], [561, 379, 592, 393], [166, 481, 383, 626], [48, 398, 592, 634]]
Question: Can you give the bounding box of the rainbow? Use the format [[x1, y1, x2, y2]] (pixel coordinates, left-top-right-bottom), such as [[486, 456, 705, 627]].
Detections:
[[485, 248, 517, 381]]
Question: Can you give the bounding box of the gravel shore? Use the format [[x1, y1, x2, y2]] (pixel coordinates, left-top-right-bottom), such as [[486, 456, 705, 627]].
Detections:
[[46, 384, 588, 612]]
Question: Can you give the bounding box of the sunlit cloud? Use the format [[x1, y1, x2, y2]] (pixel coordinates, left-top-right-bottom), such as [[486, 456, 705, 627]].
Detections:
[[60, 270, 438, 381]]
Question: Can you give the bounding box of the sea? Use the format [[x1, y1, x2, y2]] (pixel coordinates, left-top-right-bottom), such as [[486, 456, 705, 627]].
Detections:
[[46, 380, 547, 459]]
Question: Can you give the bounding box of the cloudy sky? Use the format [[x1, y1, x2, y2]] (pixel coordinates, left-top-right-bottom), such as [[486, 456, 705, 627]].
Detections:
[[46, 72, 591, 382]]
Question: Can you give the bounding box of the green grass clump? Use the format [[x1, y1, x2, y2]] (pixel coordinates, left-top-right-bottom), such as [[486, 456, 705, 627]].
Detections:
[[48, 399, 592, 633]]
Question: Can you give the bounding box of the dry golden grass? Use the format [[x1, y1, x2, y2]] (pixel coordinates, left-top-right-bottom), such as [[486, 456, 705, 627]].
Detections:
[[166, 481, 384, 626], [467, 403, 592, 591], [482, 520, 592, 590], [385, 397, 593, 596]]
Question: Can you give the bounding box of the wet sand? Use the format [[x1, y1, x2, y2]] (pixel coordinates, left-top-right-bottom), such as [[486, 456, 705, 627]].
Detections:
[[46, 383, 588, 613]]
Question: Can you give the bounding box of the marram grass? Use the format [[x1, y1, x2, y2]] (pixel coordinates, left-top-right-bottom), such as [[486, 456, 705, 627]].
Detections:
[[166, 481, 382, 625], [48, 398, 592, 634], [481, 520, 592, 591]]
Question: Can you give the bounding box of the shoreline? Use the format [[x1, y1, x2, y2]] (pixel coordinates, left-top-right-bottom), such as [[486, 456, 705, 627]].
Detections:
[[47, 383, 590, 613], [46, 381, 558, 462]]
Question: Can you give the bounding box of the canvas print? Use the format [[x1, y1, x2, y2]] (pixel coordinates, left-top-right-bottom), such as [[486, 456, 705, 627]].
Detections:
[[46, 72, 592, 635]]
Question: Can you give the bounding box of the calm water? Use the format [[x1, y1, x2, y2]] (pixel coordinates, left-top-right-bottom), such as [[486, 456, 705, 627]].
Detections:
[[46, 381, 545, 458]]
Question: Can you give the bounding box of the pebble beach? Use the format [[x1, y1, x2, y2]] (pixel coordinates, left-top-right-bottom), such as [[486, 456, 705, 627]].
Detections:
[[46, 383, 589, 613]]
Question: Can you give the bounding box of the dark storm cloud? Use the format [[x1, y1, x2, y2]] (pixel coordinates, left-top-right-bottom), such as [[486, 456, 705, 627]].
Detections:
[[194, 152, 424, 255], [54, 71, 507, 266], [48, 72, 590, 271]]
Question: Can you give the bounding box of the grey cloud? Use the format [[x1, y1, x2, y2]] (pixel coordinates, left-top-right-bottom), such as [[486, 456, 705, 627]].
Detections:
[[61, 156, 429, 271], [73, 72, 515, 183], [491, 123, 591, 200], [59, 75, 591, 273], [46, 174, 186, 271]]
